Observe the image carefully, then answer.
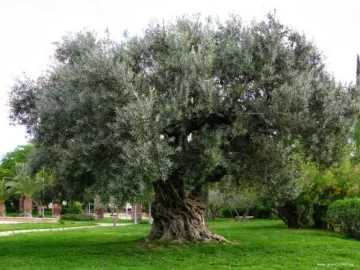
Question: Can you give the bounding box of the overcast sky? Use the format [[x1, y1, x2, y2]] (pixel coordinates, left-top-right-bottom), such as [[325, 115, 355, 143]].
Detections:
[[1, 0, 359, 158]]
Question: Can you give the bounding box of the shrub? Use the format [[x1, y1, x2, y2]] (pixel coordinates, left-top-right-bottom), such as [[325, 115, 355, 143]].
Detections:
[[220, 207, 260, 218], [220, 207, 243, 218], [62, 201, 83, 215], [327, 198, 360, 240], [5, 201, 16, 213], [60, 214, 95, 221], [256, 206, 272, 219]]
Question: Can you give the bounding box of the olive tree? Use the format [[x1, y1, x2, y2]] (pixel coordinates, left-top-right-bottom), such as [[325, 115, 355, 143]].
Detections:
[[9, 14, 357, 241], [207, 190, 225, 220]]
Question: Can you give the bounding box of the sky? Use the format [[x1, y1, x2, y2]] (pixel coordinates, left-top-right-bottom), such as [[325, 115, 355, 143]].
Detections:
[[0, 0, 360, 158]]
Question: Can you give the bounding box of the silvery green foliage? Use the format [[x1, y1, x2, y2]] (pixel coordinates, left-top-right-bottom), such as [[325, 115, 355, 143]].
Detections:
[[208, 190, 225, 209], [9, 14, 357, 202], [262, 170, 305, 207]]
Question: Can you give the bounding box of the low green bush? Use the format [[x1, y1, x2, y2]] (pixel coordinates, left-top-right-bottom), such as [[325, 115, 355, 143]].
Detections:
[[220, 207, 259, 218], [220, 205, 271, 218], [5, 201, 17, 213], [256, 206, 272, 219], [60, 214, 95, 221], [328, 198, 360, 240], [221, 207, 244, 218], [62, 202, 83, 215]]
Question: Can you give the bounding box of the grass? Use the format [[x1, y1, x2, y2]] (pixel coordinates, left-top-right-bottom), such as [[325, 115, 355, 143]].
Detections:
[[6, 212, 52, 218], [0, 218, 133, 232], [0, 219, 359, 269]]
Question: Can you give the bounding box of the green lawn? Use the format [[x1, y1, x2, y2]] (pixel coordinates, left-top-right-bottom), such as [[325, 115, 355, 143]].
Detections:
[[0, 218, 132, 232], [1, 219, 359, 269]]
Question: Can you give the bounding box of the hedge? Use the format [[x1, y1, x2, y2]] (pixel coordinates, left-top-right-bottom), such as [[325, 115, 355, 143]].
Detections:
[[328, 198, 360, 240], [60, 214, 95, 221]]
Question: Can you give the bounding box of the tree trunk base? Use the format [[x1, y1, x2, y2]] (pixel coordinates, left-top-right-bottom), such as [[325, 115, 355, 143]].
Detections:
[[275, 202, 302, 229], [95, 208, 104, 220], [52, 203, 62, 218], [148, 182, 229, 243], [146, 221, 227, 243], [24, 197, 32, 217], [94, 195, 104, 220]]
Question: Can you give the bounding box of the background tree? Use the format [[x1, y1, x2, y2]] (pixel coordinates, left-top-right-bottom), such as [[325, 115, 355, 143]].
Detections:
[[207, 189, 225, 220], [0, 145, 33, 213], [223, 193, 242, 218], [9, 14, 357, 241], [0, 179, 13, 217], [263, 149, 360, 229], [221, 182, 261, 221], [8, 163, 42, 217], [259, 157, 305, 228], [237, 189, 260, 222], [31, 169, 55, 215], [303, 158, 360, 228], [0, 145, 32, 179], [94, 195, 104, 220]]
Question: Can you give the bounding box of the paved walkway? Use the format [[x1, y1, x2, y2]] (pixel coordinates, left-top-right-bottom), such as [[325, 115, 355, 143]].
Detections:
[[0, 223, 132, 237]]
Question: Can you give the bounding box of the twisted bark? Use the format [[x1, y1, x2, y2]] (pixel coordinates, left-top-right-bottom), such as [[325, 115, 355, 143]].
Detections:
[[275, 201, 302, 229], [146, 181, 227, 242]]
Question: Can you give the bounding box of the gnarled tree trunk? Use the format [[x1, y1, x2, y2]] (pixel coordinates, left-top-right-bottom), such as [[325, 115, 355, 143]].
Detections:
[[0, 202, 6, 217], [24, 197, 33, 217], [146, 181, 226, 242], [275, 201, 302, 229]]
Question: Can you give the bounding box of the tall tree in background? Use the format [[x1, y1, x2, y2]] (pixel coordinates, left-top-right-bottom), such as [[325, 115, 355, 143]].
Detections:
[[9, 14, 357, 241], [8, 163, 42, 217], [0, 145, 33, 213], [0, 145, 32, 180], [207, 190, 225, 220], [0, 179, 13, 217]]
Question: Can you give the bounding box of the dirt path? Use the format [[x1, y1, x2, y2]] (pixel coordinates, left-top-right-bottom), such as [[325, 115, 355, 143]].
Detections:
[[0, 223, 132, 237]]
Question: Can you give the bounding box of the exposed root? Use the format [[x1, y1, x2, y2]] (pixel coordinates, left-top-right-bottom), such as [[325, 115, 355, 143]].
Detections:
[[146, 181, 231, 244]]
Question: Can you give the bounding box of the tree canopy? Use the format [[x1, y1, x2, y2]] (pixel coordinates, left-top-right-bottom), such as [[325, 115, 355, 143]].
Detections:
[[9, 14, 357, 241], [0, 145, 33, 180]]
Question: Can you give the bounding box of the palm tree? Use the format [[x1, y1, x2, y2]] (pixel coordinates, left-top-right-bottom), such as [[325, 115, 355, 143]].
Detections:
[[8, 163, 42, 217], [0, 179, 13, 217]]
